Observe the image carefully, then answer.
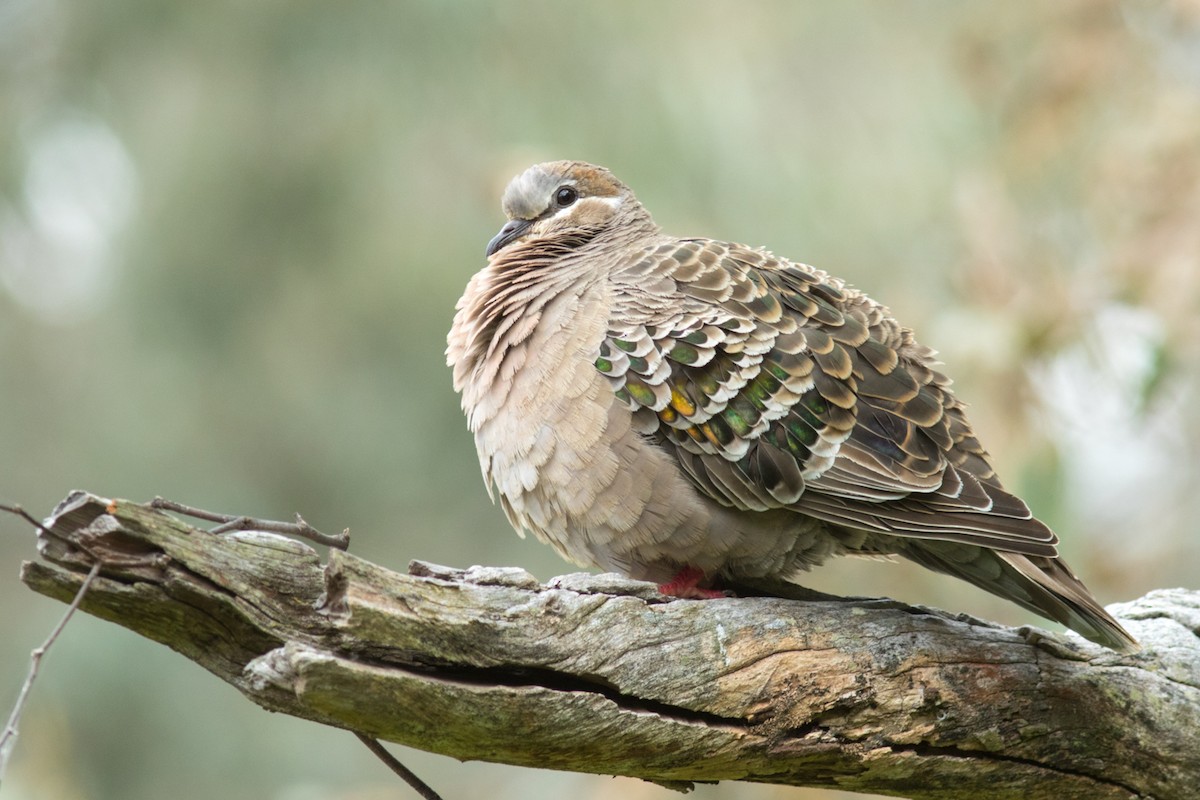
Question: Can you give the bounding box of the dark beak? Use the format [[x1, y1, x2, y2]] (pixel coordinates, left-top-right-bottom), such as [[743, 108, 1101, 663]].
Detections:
[[485, 218, 532, 257]]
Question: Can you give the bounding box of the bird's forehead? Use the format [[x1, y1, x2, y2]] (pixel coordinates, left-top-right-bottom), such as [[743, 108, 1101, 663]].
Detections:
[[501, 166, 560, 219], [501, 161, 623, 219]]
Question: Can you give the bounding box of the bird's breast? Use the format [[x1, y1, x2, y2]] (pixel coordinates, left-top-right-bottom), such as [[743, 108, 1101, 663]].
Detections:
[[454, 276, 643, 563], [449, 264, 837, 581]]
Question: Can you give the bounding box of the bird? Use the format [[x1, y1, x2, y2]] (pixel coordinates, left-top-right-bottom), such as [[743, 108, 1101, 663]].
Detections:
[[447, 160, 1138, 653]]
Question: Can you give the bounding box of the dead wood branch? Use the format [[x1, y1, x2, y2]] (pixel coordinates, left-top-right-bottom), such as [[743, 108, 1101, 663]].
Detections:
[[19, 491, 1200, 799]]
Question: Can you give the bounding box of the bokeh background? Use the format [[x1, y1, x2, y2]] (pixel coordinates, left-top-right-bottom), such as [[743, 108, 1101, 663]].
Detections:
[[2, 2, 1198, 799]]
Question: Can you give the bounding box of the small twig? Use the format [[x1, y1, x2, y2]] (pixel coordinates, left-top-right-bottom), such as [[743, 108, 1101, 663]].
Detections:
[[0, 503, 53, 537], [0, 558, 103, 785], [148, 497, 350, 550], [355, 734, 445, 800], [1, 501, 106, 563]]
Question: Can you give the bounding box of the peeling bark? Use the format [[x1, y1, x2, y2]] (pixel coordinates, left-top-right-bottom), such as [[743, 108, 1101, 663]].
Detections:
[[20, 491, 1200, 799]]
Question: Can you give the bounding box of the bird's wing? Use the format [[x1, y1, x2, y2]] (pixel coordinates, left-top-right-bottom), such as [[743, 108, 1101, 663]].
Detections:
[[601, 238, 1058, 558]]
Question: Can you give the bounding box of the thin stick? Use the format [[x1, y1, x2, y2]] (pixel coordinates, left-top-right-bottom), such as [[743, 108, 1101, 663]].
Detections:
[[355, 734, 445, 800], [148, 497, 350, 550], [0, 559, 103, 785], [0, 503, 52, 537]]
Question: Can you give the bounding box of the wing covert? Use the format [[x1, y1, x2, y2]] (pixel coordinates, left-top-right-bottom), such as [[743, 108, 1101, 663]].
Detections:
[[599, 239, 1057, 557]]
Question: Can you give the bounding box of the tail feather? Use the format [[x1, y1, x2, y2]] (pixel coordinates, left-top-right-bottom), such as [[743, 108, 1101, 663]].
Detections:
[[899, 541, 1139, 653]]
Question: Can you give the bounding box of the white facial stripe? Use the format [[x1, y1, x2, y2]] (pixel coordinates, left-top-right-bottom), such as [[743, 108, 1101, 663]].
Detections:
[[549, 194, 622, 219]]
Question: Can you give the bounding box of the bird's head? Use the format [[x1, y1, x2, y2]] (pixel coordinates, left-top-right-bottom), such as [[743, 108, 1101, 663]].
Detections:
[[485, 161, 648, 258]]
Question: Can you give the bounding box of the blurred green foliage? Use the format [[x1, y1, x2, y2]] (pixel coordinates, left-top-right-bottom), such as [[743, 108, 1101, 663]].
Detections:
[[2, 2, 1197, 799]]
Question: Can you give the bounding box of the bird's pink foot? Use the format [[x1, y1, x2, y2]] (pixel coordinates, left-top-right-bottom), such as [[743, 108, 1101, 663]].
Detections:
[[657, 566, 728, 599]]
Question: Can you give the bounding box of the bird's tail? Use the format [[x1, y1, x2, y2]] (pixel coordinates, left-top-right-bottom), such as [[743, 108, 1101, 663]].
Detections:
[[899, 541, 1139, 653]]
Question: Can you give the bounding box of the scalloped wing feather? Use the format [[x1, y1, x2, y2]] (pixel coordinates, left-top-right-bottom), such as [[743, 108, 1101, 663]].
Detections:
[[604, 239, 1058, 558]]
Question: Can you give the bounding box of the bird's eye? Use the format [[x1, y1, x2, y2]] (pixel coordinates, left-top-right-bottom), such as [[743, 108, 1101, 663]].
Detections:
[[555, 186, 578, 207]]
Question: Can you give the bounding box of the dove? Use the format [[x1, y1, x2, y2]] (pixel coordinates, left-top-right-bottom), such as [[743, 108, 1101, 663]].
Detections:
[[447, 160, 1138, 652]]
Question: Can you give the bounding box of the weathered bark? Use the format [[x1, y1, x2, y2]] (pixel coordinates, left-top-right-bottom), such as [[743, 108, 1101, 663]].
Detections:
[[19, 491, 1200, 799]]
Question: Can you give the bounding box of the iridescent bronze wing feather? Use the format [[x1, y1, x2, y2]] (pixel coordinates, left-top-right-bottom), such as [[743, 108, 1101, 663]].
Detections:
[[600, 238, 1137, 652], [603, 238, 1055, 555]]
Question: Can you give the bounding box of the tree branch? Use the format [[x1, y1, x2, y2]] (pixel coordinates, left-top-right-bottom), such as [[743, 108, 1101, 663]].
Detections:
[[18, 491, 1200, 799]]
